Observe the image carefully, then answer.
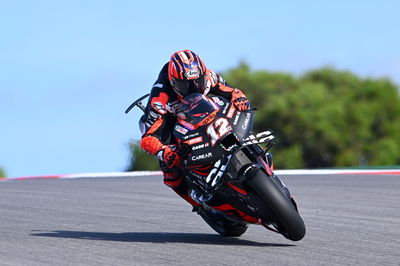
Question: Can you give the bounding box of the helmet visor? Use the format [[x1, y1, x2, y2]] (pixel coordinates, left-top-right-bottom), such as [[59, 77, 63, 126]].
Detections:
[[173, 75, 206, 97]]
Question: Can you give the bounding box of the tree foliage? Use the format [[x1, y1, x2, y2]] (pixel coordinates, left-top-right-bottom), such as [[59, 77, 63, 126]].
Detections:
[[223, 62, 400, 168], [0, 167, 6, 178], [126, 141, 159, 171], [127, 62, 400, 170]]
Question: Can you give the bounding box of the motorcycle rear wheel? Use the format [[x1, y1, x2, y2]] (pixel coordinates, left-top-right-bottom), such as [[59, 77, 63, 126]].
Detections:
[[196, 207, 248, 237]]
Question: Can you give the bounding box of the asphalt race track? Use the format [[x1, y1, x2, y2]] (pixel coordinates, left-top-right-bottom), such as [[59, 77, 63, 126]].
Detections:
[[1, 174, 399, 266]]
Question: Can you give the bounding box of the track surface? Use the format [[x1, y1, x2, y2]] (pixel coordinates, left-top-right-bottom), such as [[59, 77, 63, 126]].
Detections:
[[1, 174, 399, 266]]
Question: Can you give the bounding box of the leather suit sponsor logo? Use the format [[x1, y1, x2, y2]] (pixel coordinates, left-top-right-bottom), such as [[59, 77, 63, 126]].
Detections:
[[153, 102, 167, 114], [151, 92, 169, 114], [144, 111, 160, 128], [209, 71, 218, 86], [218, 75, 226, 84], [153, 83, 163, 88], [166, 100, 182, 114], [149, 110, 159, 118]]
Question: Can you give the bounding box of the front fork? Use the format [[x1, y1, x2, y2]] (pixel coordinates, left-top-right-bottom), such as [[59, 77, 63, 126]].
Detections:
[[265, 152, 274, 170]]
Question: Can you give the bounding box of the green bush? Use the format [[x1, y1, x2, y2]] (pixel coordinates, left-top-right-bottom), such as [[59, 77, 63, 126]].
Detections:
[[127, 63, 400, 170], [126, 141, 160, 171], [223, 63, 400, 168], [0, 167, 6, 178]]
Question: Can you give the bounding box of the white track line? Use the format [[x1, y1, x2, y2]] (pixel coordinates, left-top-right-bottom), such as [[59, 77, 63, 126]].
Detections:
[[2, 169, 400, 181]]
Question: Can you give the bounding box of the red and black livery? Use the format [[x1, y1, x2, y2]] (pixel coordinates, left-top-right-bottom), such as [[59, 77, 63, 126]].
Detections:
[[170, 94, 305, 240]]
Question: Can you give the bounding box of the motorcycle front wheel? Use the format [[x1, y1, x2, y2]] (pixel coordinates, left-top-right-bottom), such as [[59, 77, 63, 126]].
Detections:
[[246, 169, 306, 241]]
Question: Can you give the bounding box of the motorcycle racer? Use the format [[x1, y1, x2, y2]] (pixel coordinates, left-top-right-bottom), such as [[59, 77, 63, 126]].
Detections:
[[140, 50, 250, 206]]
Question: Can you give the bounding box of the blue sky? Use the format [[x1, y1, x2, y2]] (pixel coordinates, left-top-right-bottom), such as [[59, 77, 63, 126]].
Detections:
[[1, 0, 399, 177]]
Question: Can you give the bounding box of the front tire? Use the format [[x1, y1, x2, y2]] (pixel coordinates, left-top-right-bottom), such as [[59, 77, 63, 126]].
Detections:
[[246, 169, 306, 241]]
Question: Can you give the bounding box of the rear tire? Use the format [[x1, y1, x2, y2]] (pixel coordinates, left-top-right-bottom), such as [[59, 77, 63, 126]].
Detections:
[[246, 169, 306, 241], [196, 207, 248, 237]]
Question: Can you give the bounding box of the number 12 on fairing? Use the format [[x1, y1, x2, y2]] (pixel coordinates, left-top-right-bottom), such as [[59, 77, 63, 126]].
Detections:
[[206, 118, 232, 146]]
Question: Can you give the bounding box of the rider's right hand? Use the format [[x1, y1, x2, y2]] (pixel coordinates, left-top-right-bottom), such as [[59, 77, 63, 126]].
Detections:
[[231, 89, 250, 111], [157, 145, 182, 170]]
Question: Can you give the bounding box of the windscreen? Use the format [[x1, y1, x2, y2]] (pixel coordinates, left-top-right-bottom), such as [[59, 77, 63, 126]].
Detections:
[[180, 93, 219, 127]]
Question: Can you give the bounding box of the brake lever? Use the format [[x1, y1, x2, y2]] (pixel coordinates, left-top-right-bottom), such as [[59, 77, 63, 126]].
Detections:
[[242, 107, 257, 112]]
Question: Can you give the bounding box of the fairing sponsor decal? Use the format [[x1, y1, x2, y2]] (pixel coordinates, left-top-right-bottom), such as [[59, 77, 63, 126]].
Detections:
[[192, 152, 212, 161], [233, 113, 240, 125], [227, 105, 236, 118], [175, 125, 188, 135], [184, 136, 203, 145], [242, 112, 252, 129], [183, 132, 200, 140], [192, 143, 209, 150]]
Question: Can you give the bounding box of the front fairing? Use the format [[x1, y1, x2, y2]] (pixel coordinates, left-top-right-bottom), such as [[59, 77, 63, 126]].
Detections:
[[173, 96, 254, 167]]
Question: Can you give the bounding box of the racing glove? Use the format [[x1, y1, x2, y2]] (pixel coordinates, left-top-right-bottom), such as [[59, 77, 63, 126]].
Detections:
[[157, 145, 181, 171], [231, 89, 250, 111]]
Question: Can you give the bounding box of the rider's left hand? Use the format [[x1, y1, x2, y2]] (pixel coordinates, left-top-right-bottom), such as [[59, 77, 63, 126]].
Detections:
[[157, 145, 181, 171]]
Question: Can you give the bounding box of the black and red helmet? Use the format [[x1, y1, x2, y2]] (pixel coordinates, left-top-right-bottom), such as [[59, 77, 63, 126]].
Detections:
[[168, 50, 207, 98]]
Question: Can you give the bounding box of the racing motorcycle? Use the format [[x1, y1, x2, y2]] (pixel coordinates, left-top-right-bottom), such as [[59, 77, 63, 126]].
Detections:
[[126, 93, 306, 241]]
